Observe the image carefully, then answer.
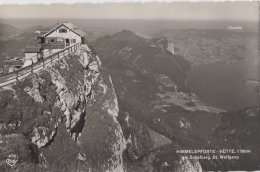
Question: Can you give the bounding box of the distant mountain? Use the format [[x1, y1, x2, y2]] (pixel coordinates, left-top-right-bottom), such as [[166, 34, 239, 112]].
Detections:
[[93, 30, 190, 87], [0, 24, 46, 64], [21, 25, 50, 33], [92, 31, 192, 126], [0, 23, 20, 37], [0, 30, 38, 63], [145, 29, 259, 68]]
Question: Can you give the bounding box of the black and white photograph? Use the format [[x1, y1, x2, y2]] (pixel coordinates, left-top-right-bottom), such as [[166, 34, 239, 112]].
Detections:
[[0, 1, 259, 171]]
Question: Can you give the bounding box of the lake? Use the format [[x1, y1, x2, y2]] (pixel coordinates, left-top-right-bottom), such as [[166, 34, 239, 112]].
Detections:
[[187, 60, 260, 111]]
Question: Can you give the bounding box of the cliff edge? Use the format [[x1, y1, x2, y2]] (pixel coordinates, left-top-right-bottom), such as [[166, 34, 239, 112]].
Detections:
[[0, 45, 126, 171]]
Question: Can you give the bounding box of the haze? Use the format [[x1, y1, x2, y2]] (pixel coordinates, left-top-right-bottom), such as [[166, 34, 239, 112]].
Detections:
[[0, 2, 258, 21]]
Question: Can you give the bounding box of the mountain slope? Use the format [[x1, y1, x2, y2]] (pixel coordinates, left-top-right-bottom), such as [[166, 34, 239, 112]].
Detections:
[[93, 30, 190, 87], [93, 30, 260, 171], [0, 45, 125, 171], [21, 25, 50, 33], [0, 29, 38, 66], [212, 107, 260, 170], [0, 23, 20, 37]]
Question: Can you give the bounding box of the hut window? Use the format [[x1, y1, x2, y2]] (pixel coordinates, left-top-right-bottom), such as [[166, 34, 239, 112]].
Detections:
[[59, 29, 67, 33], [50, 39, 55, 43], [71, 39, 76, 43]]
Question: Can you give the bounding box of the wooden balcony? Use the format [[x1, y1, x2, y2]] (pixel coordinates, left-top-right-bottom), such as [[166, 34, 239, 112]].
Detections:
[[37, 43, 65, 49]]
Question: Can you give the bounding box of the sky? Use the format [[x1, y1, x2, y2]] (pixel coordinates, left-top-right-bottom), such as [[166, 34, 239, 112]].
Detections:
[[0, 1, 258, 21]]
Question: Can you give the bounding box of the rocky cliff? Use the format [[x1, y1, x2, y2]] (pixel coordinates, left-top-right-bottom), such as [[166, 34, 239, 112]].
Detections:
[[0, 45, 126, 171], [0, 43, 202, 171]]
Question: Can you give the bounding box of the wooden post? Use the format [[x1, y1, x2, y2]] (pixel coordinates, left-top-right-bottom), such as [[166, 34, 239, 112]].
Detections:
[[31, 63, 33, 73], [58, 52, 59, 59]]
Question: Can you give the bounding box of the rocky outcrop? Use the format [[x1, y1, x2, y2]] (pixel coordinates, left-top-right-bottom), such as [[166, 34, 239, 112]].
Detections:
[[177, 157, 202, 172], [243, 79, 260, 95], [0, 44, 126, 171]]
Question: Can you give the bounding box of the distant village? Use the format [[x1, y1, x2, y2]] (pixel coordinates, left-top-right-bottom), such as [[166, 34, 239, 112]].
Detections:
[[1, 22, 86, 74]]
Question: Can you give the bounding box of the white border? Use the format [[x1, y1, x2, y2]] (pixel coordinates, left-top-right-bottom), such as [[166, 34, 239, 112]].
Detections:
[[0, 0, 258, 5]]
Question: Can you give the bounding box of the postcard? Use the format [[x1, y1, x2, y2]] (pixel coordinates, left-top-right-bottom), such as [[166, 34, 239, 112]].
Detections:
[[0, 1, 259, 171]]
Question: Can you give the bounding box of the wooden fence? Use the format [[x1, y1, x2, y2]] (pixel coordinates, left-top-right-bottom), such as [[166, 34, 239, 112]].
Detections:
[[0, 43, 81, 88]]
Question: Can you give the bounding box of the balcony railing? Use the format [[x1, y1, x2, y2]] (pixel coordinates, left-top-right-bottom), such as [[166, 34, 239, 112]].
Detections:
[[38, 43, 65, 49], [0, 43, 81, 88]]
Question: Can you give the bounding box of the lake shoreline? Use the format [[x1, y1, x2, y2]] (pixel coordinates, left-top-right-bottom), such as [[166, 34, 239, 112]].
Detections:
[[185, 59, 260, 111]]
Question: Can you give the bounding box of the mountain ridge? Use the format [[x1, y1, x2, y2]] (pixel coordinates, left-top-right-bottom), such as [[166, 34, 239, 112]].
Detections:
[[93, 30, 191, 87], [93, 30, 260, 171], [0, 23, 20, 37]]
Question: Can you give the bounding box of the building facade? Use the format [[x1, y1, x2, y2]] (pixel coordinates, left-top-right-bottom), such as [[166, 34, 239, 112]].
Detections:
[[24, 22, 86, 63], [37, 22, 86, 49]]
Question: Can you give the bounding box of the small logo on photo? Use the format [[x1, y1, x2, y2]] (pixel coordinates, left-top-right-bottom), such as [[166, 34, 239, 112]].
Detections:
[[6, 154, 19, 167]]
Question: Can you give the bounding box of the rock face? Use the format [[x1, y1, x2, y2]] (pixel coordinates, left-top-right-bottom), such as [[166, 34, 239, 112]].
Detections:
[[0, 45, 125, 171]]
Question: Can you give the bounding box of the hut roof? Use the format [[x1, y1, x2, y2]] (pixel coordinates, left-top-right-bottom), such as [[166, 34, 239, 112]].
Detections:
[[63, 22, 86, 36], [41, 22, 86, 38], [5, 58, 24, 66]]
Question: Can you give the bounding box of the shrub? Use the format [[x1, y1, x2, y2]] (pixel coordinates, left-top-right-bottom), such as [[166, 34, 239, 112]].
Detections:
[[186, 102, 196, 107]]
